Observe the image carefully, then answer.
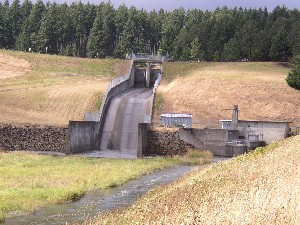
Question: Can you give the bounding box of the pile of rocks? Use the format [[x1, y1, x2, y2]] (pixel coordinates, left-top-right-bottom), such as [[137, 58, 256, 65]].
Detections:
[[146, 130, 193, 156], [0, 124, 67, 152]]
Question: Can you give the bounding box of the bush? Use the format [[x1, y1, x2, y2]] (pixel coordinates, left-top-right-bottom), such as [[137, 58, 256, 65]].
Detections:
[[286, 55, 300, 90], [186, 148, 213, 159]]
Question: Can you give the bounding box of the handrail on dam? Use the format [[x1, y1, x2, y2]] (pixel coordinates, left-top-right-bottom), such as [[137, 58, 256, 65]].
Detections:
[[132, 53, 172, 62]]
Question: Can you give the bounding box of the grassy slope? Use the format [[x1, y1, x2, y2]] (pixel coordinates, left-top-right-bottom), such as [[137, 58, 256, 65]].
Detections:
[[91, 135, 300, 225], [0, 50, 130, 126], [1, 51, 299, 127], [0, 152, 210, 222], [155, 61, 300, 127]]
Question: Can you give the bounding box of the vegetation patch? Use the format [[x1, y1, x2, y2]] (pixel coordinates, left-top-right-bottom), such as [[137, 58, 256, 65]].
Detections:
[[90, 135, 300, 224], [0, 152, 208, 222], [186, 148, 213, 160]]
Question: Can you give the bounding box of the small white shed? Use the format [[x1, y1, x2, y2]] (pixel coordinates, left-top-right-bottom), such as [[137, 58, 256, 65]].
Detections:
[[160, 113, 192, 128]]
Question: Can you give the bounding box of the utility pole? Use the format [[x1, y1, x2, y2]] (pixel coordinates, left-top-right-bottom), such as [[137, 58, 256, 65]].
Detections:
[[225, 105, 239, 130]]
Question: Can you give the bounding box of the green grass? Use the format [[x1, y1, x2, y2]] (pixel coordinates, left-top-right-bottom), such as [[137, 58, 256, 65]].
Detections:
[[0, 152, 208, 222], [153, 92, 164, 115]]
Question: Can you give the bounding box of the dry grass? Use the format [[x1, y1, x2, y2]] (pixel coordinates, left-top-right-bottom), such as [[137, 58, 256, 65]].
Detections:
[[186, 148, 212, 159], [90, 135, 300, 225], [0, 50, 130, 126], [1, 51, 298, 127], [156, 61, 300, 127]]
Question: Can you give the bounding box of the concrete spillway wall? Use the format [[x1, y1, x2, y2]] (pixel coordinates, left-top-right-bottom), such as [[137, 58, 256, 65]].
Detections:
[[99, 62, 135, 120], [67, 61, 137, 154], [97, 61, 136, 145], [148, 74, 162, 120]]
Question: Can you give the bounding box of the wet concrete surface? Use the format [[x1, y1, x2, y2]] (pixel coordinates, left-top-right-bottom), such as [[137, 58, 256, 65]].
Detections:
[[100, 88, 153, 158]]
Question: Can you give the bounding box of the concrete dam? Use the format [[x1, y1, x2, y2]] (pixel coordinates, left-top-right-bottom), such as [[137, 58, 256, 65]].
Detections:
[[66, 55, 164, 158], [100, 70, 160, 156]]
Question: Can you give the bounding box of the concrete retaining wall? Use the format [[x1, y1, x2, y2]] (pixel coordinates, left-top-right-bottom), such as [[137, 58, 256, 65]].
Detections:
[[66, 121, 100, 154], [179, 128, 244, 157], [138, 123, 149, 157], [0, 124, 67, 152], [237, 121, 290, 145], [84, 112, 100, 121]]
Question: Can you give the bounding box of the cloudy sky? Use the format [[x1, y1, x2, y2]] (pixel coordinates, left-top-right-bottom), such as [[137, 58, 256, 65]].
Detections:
[[87, 0, 300, 11]]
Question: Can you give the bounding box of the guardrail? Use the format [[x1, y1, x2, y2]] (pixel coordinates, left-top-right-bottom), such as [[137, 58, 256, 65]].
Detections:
[[132, 53, 173, 62]]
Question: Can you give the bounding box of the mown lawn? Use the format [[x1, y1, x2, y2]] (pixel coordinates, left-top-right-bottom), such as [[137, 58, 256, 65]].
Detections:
[[91, 135, 300, 225], [0, 151, 210, 222]]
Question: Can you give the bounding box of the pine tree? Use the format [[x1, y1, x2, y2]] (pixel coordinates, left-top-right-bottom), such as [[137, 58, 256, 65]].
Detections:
[[20, 0, 32, 19], [190, 37, 204, 61], [111, 6, 139, 57], [286, 55, 300, 89], [6, 0, 22, 48], [161, 8, 185, 56], [37, 3, 60, 54], [114, 4, 128, 57], [0, 3, 4, 48], [26, 0, 46, 51], [87, 2, 116, 58]]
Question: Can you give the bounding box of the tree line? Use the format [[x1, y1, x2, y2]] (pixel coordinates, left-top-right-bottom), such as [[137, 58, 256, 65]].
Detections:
[[0, 0, 300, 61]]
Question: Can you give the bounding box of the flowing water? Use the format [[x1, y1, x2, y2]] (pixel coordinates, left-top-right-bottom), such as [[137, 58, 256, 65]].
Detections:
[[4, 157, 228, 225]]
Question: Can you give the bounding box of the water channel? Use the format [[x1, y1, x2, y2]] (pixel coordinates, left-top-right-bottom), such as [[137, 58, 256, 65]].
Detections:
[[4, 157, 228, 225]]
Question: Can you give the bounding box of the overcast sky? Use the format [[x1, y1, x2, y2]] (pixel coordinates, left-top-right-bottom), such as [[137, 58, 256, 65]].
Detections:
[[81, 0, 300, 11]]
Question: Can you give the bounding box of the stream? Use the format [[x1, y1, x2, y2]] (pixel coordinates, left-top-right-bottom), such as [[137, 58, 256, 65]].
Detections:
[[4, 157, 228, 225]]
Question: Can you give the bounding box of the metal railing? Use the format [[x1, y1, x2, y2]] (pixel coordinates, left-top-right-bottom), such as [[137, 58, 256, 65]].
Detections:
[[227, 139, 246, 146], [131, 53, 172, 62]]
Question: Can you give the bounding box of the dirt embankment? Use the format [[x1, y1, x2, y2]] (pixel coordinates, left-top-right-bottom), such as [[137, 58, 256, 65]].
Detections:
[[0, 53, 31, 79], [155, 62, 300, 127]]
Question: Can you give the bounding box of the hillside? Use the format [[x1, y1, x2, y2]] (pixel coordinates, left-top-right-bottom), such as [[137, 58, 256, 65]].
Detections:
[[90, 135, 300, 224], [0, 50, 130, 126], [154, 62, 300, 128], [0, 51, 299, 128]]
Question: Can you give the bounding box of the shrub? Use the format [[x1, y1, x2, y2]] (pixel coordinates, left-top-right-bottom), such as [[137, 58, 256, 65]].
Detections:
[[286, 55, 300, 90]]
